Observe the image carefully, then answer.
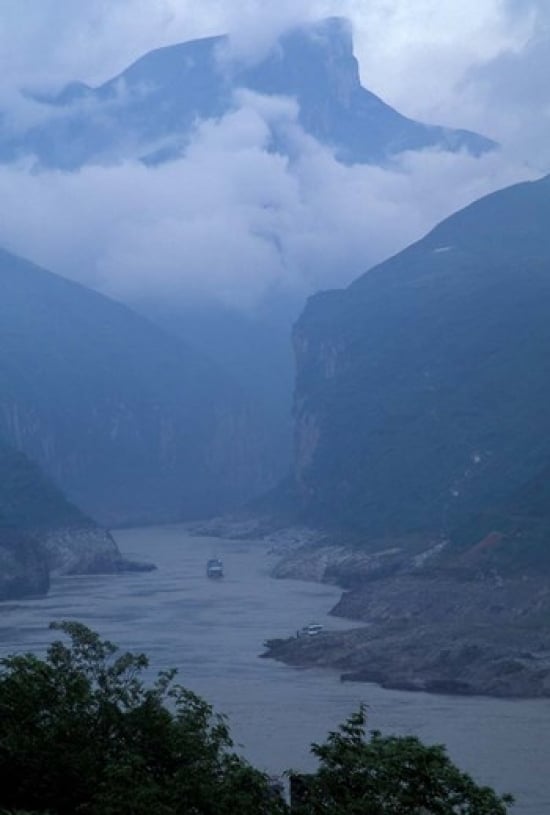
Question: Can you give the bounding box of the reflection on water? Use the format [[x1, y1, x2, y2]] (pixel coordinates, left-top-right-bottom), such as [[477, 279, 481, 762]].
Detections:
[[1, 524, 549, 813]]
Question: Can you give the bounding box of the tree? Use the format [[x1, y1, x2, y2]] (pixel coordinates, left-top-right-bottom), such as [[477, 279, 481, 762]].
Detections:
[[0, 622, 287, 815], [291, 705, 513, 814], [0, 624, 514, 815]]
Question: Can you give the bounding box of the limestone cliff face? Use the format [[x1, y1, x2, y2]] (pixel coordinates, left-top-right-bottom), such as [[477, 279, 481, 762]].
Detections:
[[293, 409, 321, 494], [203, 402, 280, 508], [292, 291, 350, 503]]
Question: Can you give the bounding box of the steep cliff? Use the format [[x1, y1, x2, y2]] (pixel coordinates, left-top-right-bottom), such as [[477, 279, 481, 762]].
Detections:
[[0, 248, 275, 525], [292, 174, 550, 561], [239, 17, 494, 164]]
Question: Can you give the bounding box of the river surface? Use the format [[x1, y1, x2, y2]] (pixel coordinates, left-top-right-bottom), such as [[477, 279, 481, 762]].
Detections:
[[1, 525, 549, 814]]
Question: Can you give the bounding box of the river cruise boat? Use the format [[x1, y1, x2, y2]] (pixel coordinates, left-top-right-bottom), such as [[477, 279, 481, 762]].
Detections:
[[298, 623, 324, 637], [206, 558, 224, 578]]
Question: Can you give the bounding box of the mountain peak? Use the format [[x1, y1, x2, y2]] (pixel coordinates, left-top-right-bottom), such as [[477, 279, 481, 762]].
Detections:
[[239, 17, 359, 110], [0, 17, 495, 169], [289, 16, 354, 55]]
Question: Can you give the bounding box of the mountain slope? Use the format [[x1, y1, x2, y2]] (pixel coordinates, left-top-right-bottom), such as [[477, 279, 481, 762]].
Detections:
[[0, 439, 87, 531], [0, 248, 276, 525], [292, 174, 550, 555], [0, 18, 494, 169], [262, 177, 550, 696]]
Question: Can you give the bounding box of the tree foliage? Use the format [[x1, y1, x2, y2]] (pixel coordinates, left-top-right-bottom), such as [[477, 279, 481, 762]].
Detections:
[[292, 705, 513, 814], [0, 624, 513, 815], [0, 622, 286, 815]]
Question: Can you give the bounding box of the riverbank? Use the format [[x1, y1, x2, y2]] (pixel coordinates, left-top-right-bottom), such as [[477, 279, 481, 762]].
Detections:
[[268, 543, 550, 698], [191, 516, 550, 698], [262, 577, 550, 698]]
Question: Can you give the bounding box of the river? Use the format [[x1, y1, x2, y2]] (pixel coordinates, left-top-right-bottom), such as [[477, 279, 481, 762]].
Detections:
[[0, 524, 549, 813]]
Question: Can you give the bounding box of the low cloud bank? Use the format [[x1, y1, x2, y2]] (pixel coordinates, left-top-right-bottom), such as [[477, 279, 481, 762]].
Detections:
[[0, 89, 535, 310]]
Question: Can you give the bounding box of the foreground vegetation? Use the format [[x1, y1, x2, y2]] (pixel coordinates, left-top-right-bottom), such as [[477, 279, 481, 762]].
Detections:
[[0, 623, 513, 814]]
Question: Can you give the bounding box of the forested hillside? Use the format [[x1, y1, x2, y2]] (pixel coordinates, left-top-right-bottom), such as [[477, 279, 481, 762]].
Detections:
[[292, 174, 550, 567]]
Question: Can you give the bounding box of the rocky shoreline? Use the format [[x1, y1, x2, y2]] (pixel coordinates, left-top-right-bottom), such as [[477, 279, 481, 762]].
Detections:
[[42, 526, 156, 577], [0, 525, 155, 602], [192, 516, 550, 698], [262, 587, 550, 699], [269, 547, 550, 697]]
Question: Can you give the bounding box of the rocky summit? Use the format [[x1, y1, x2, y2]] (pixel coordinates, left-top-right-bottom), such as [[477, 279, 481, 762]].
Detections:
[[0, 18, 494, 170]]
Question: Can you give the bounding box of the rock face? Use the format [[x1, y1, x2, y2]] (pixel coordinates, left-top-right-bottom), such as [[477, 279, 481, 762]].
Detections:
[[0, 440, 134, 599], [40, 528, 122, 577], [292, 174, 550, 559], [238, 18, 494, 164], [0, 248, 277, 525], [0, 529, 49, 600], [0, 18, 494, 170]]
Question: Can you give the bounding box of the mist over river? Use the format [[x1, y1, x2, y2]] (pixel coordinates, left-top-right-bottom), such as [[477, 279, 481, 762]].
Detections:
[[1, 525, 549, 813]]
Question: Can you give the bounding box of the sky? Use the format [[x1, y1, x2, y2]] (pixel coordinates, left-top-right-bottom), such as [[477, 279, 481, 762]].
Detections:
[[0, 0, 548, 308]]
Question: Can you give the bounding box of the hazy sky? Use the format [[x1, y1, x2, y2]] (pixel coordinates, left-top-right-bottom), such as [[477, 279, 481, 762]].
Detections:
[[0, 1, 547, 307]]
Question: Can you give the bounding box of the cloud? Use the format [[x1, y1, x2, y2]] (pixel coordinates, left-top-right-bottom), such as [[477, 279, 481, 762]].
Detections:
[[0, 1, 316, 94], [0, 1, 545, 313], [343, 0, 535, 122], [455, 4, 550, 169], [0, 2, 538, 98], [0, 88, 535, 311]]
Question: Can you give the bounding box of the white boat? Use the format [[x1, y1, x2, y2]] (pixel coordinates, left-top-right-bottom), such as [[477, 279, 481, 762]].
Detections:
[[298, 623, 324, 637], [206, 558, 223, 578]]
